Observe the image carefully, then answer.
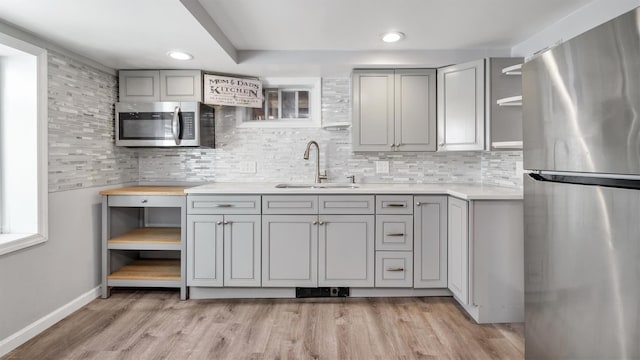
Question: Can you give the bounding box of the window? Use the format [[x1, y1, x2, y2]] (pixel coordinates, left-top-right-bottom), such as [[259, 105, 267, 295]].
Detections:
[[236, 77, 321, 128], [0, 32, 48, 256]]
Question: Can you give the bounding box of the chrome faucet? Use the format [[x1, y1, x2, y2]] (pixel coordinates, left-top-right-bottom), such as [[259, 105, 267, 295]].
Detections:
[[303, 140, 328, 183]]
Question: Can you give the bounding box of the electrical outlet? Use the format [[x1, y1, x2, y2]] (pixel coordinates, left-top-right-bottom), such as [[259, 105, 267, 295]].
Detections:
[[375, 161, 389, 174], [239, 161, 256, 174], [515, 161, 524, 177]]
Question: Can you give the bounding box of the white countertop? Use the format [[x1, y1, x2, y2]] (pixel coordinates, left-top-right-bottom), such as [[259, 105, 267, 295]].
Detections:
[[184, 182, 523, 200]]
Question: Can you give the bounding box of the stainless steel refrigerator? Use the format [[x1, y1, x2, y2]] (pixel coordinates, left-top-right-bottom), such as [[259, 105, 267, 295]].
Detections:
[[523, 7, 640, 360]]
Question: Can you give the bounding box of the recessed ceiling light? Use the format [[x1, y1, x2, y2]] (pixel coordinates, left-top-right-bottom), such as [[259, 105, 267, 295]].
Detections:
[[167, 51, 193, 61], [382, 32, 405, 43]]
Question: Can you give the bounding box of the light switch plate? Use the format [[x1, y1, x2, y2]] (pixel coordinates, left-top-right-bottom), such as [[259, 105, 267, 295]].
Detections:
[[376, 161, 389, 174], [239, 161, 256, 174]]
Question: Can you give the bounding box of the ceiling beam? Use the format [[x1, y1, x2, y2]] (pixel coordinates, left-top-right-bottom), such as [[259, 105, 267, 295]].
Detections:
[[179, 0, 238, 63]]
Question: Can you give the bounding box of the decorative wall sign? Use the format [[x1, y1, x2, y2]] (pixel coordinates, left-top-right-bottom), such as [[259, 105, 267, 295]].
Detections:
[[204, 74, 262, 108]]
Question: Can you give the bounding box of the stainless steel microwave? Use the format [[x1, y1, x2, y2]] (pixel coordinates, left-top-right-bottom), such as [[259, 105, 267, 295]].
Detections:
[[115, 102, 215, 147]]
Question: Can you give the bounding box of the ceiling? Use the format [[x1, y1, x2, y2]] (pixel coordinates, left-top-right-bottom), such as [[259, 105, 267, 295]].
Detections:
[[0, 0, 594, 75]]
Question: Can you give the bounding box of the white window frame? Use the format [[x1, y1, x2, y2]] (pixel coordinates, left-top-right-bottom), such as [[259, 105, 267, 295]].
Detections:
[[0, 32, 48, 256], [236, 77, 321, 128]]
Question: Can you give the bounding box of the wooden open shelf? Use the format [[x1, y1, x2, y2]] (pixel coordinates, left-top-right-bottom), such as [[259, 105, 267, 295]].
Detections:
[[108, 227, 181, 251], [108, 259, 181, 281]]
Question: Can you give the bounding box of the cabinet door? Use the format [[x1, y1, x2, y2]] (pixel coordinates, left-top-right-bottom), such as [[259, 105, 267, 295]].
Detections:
[[352, 70, 395, 152], [394, 69, 437, 151], [160, 70, 202, 102], [437, 59, 485, 151], [318, 215, 375, 287], [186, 214, 223, 287], [223, 215, 261, 287], [118, 70, 160, 102], [262, 215, 318, 287], [447, 197, 469, 304], [414, 196, 448, 288]]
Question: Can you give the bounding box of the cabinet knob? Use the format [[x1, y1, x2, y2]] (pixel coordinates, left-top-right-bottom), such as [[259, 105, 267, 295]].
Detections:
[[439, 142, 445, 147], [216, 221, 223, 225], [141, 199, 148, 203], [318, 221, 325, 225], [223, 221, 230, 225], [312, 221, 318, 225], [416, 202, 422, 206]]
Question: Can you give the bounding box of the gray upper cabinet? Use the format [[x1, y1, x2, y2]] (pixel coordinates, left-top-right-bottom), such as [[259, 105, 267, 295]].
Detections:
[[119, 70, 202, 102], [352, 69, 436, 152], [437, 59, 485, 151], [119, 70, 161, 102]]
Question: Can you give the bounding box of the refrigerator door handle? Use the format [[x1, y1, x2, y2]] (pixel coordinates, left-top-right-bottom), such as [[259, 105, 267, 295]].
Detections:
[[528, 172, 640, 190]]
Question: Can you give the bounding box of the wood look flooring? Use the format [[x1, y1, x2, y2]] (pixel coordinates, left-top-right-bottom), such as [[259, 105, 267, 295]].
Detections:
[[4, 290, 524, 360]]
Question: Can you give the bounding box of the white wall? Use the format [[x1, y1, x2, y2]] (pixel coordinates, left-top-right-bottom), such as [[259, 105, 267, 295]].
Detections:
[[512, 0, 640, 57], [0, 54, 38, 233]]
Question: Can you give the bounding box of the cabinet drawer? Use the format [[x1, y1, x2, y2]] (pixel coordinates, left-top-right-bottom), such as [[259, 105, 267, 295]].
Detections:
[[318, 195, 374, 214], [108, 195, 184, 207], [187, 195, 261, 214], [262, 195, 318, 215], [376, 195, 413, 214], [375, 215, 413, 251], [375, 251, 413, 288]]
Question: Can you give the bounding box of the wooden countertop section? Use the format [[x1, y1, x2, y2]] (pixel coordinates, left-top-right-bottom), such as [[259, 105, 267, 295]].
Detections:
[[100, 186, 187, 196]]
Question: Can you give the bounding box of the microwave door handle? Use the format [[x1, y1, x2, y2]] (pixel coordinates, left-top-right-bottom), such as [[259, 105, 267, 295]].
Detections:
[[172, 106, 181, 145]]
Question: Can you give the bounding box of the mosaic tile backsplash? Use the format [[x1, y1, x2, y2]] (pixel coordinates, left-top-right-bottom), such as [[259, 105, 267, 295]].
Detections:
[[138, 78, 523, 188], [48, 51, 138, 192]]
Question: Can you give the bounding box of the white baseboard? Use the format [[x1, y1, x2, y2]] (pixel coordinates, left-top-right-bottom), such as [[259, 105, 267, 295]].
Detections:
[[0, 286, 100, 357]]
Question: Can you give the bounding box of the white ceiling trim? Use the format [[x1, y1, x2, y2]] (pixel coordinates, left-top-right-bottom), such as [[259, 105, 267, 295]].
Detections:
[[179, 0, 238, 63]]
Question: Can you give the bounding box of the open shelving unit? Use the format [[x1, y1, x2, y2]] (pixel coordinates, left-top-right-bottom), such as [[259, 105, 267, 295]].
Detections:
[[101, 186, 187, 300], [486, 58, 524, 151]]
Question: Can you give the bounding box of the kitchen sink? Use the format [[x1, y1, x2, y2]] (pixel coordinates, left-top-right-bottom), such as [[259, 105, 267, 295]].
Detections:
[[275, 183, 360, 189]]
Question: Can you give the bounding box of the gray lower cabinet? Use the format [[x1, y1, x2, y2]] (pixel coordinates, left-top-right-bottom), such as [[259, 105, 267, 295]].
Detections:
[[186, 195, 261, 288], [447, 196, 469, 303], [262, 215, 318, 287], [318, 215, 375, 287], [223, 215, 261, 287], [187, 214, 261, 287], [187, 214, 224, 287], [414, 196, 448, 288]]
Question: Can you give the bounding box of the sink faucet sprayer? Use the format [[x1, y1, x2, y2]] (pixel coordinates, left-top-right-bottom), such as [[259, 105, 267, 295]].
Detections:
[[303, 140, 328, 184]]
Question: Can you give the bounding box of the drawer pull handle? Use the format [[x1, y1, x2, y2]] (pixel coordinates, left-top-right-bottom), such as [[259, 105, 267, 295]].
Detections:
[[386, 203, 405, 207], [385, 233, 405, 237], [386, 268, 404, 272], [141, 199, 148, 203], [216, 204, 233, 207]]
